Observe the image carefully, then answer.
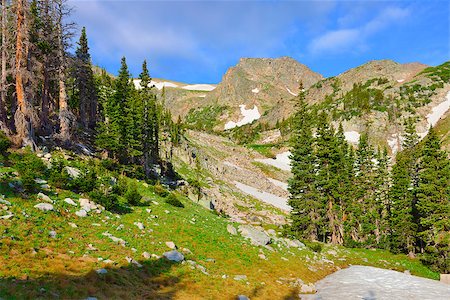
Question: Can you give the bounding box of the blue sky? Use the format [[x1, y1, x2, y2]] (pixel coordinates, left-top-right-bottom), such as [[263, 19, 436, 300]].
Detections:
[[69, 0, 449, 83]]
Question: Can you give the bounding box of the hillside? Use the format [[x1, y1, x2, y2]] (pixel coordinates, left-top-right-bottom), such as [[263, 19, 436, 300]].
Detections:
[[0, 148, 438, 299]]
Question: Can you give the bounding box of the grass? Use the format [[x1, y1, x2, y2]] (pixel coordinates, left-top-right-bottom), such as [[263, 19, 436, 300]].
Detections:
[[0, 150, 440, 299], [247, 144, 280, 158]]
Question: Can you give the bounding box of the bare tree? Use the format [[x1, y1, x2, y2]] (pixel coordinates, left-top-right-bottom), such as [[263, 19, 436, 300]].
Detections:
[[53, 0, 75, 142], [14, 0, 35, 148], [0, 0, 10, 133]]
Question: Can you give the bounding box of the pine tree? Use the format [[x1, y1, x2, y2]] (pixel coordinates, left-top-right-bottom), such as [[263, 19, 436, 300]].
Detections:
[[314, 114, 342, 244], [416, 127, 450, 272], [389, 149, 418, 254], [75, 27, 97, 129], [287, 83, 321, 241]]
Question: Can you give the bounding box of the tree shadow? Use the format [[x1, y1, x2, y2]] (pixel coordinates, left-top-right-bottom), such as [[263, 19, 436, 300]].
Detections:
[[0, 258, 182, 299]]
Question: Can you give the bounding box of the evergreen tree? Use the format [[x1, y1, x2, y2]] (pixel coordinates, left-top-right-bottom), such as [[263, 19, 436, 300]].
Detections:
[[287, 83, 321, 241], [416, 127, 450, 272], [75, 27, 97, 129]]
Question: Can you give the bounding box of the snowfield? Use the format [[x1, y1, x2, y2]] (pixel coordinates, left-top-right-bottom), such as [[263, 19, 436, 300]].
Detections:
[[182, 84, 216, 91], [426, 91, 450, 128], [255, 151, 291, 171], [268, 178, 288, 191], [300, 265, 450, 300], [344, 131, 360, 144], [234, 181, 290, 211], [133, 79, 178, 90], [224, 105, 261, 130], [286, 87, 298, 96]]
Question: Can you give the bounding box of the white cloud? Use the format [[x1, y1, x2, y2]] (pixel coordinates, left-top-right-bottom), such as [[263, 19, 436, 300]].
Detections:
[[308, 6, 410, 54]]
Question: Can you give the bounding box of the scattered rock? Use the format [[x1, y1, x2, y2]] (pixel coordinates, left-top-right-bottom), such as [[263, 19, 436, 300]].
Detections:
[[152, 201, 159, 205], [146, 208, 152, 213], [234, 275, 248, 281], [64, 198, 77, 206], [299, 283, 316, 294], [75, 209, 88, 217], [165, 241, 177, 249], [87, 244, 98, 251], [0, 199, 11, 206], [102, 232, 127, 247], [258, 254, 266, 260], [286, 239, 305, 248], [65, 166, 81, 178], [182, 248, 192, 255], [227, 224, 237, 235], [237, 296, 250, 300], [40, 184, 50, 189], [205, 258, 215, 263], [125, 256, 143, 267], [134, 222, 145, 230], [142, 252, 151, 259], [281, 257, 289, 261], [48, 231, 57, 238], [163, 250, 184, 262], [151, 254, 161, 259], [34, 203, 54, 211], [404, 270, 411, 275], [103, 259, 114, 264], [96, 268, 108, 275], [44, 153, 52, 159], [37, 193, 52, 203], [0, 213, 14, 219], [86, 297, 98, 300], [238, 225, 271, 246]]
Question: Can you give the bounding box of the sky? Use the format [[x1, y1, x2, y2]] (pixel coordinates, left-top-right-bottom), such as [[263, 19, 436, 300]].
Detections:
[[68, 0, 450, 83]]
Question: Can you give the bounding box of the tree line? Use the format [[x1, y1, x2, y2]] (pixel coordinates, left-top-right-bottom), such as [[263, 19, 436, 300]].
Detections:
[[0, 0, 181, 179], [287, 85, 450, 273]]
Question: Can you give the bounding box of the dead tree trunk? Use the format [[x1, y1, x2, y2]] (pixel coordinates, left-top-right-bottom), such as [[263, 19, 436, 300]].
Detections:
[[14, 0, 35, 148], [55, 0, 75, 143], [0, 0, 9, 133]]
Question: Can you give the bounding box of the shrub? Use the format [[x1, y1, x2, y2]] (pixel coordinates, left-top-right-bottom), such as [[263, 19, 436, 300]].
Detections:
[[124, 181, 141, 206], [89, 189, 119, 211], [67, 168, 97, 193], [0, 131, 11, 155], [11, 149, 46, 192], [165, 193, 184, 208], [154, 182, 169, 197]]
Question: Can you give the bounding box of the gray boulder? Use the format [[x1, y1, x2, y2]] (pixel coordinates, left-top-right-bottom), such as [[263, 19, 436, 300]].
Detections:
[[34, 203, 54, 211], [75, 209, 88, 217], [65, 166, 81, 178], [37, 193, 52, 203], [238, 225, 271, 246], [227, 224, 237, 235], [163, 250, 184, 262], [64, 198, 77, 206]]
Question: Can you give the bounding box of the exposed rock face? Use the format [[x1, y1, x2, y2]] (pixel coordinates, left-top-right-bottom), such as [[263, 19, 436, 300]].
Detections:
[[238, 225, 271, 246]]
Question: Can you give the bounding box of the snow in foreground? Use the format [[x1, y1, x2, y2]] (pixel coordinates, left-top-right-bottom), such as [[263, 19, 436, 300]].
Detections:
[[224, 105, 261, 130], [182, 84, 216, 91], [234, 181, 290, 211], [300, 265, 450, 300], [255, 151, 291, 171]]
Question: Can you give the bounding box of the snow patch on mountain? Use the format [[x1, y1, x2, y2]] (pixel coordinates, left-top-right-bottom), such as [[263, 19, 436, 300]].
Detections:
[[426, 91, 450, 127], [234, 181, 290, 211], [286, 87, 298, 96], [255, 151, 291, 171], [182, 84, 216, 91], [268, 178, 288, 191], [224, 105, 261, 130], [133, 79, 178, 90], [344, 131, 360, 144], [252, 88, 260, 93]]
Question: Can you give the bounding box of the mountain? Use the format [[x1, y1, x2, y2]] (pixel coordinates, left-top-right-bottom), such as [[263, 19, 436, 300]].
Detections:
[[172, 57, 449, 155]]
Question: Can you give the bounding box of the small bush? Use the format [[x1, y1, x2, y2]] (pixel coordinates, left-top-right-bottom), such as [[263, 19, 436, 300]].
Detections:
[[67, 168, 97, 193], [0, 131, 11, 155], [124, 181, 141, 206], [11, 149, 46, 192], [89, 189, 119, 211], [306, 241, 322, 253], [154, 182, 169, 197], [165, 193, 184, 208]]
